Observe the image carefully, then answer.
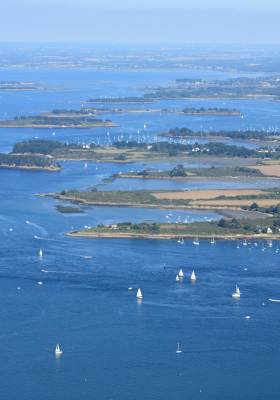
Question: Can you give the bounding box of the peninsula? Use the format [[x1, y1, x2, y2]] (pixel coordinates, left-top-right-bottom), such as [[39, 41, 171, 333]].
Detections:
[[67, 217, 280, 240], [45, 187, 280, 211]]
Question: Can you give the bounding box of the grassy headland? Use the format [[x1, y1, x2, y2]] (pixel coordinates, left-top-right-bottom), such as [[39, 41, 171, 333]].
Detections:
[[67, 217, 280, 240], [114, 164, 264, 180], [45, 188, 280, 211]]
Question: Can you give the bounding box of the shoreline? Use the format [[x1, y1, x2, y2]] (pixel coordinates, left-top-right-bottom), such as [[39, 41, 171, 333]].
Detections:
[[40, 193, 271, 218], [0, 123, 119, 129], [0, 164, 61, 172], [66, 231, 280, 240]]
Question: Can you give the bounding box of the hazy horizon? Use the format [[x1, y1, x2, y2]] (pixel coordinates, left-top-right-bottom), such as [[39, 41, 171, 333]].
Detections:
[[2, 0, 279, 44]]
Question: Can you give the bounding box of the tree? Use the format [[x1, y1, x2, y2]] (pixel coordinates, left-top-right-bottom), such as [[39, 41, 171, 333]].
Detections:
[[170, 164, 186, 177]]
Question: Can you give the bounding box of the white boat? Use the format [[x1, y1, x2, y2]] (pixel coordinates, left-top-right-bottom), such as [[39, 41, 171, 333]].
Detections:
[[176, 274, 180, 282], [55, 344, 63, 356], [268, 240, 273, 248], [210, 237, 216, 245], [136, 288, 143, 300], [190, 270, 196, 282], [39, 249, 43, 258], [268, 298, 280, 303], [243, 239, 248, 246], [84, 162, 88, 169], [176, 343, 182, 354], [178, 269, 184, 278], [193, 237, 200, 246], [232, 285, 241, 299]]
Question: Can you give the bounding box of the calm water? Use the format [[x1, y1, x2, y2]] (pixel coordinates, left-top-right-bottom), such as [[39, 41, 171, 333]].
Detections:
[[0, 67, 280, 399]]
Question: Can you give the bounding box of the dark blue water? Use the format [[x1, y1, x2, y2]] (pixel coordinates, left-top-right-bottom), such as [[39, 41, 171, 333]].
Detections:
[[1, 66, 280, 399]]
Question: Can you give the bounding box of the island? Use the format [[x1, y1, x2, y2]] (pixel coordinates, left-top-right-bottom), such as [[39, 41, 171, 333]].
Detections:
[[56, 205, 84, 213], [68, 106, 241, 116], [181, 107, 241, 116], [0, 111, 118, 129]]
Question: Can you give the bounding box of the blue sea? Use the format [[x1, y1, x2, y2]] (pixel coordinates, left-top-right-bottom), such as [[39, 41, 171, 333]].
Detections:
[[0, 66, 280, 399]]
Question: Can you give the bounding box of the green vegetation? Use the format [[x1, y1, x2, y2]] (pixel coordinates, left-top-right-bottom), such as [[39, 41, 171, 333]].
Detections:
[[215, 188, 280, 201], [12, 139, 261, 163], [113, 140, 257, 158], [0, 153, 60, 170], [127, 165, 263, 179], [242, 202, 280, 215], [182, 107, 240, 115], [144, 76, 280, 100], [56, 205, 84, 213], [69, 216, 280, 239], [13, 139, 65, 155], [0, 112, 117, 128], [162, 127, 280, 141], [54, 189, 189, 207]]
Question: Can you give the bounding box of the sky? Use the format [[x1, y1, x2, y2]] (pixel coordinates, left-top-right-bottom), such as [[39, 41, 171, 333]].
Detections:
[[1, 0, 280, 44]]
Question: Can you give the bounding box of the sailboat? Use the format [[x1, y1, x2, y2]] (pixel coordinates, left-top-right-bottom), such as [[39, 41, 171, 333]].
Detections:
[[136, 288, 143, 300], [178, 269, 184, 278], [176, 274, 180, 282], [193, 236, 200, 246], [39, 249, 43, 258], [232, 285, 241, 299], [268, 240, 273, 248], [190, 270, 196, 282], [176, 343, 182, 354], [55, 344, 63, 356], [84, 162, 88, 169], [210, 236, 216, 245], [243, 239, 248, 246]]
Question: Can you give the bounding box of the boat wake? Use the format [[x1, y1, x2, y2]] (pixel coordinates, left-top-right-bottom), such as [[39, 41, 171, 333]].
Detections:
[[25, 220, 48, 237], [268, 298, 280, 303]]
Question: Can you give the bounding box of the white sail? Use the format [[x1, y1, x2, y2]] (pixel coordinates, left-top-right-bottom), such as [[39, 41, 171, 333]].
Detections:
[[55, 344, 63, 355], [176, 343, 182, 354], [176, 274, 180, 282], [136, 288, 143, 299], [178, 269, 184, 278], [39, 249, 43, 258], [190, 270, 196, 281], [210, 237, 215, 244], [232, 285, 241, 298]]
